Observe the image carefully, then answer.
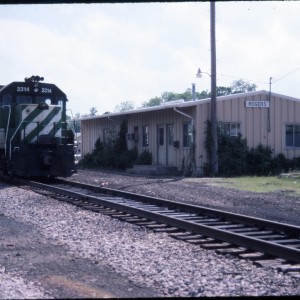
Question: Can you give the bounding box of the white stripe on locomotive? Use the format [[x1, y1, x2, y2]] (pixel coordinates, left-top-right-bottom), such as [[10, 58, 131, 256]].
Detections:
[[21, 104, 62, 142]]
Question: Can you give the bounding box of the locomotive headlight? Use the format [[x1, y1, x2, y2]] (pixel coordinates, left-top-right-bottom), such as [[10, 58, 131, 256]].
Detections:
[[38, 102, 49, 110]]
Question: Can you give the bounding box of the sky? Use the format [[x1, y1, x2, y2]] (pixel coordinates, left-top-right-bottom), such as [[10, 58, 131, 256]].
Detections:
[[0, 1, 300, 117]]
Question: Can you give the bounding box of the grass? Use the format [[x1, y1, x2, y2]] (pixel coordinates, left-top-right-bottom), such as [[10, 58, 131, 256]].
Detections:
[[185, 175, 300, 196]]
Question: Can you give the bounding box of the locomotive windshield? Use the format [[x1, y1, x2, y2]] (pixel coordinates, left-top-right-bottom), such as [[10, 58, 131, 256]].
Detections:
[[16, 95, 32, 104], [2, 94, 12, 105], [17, 95, 58, 105], [0, 94, 62, 106]]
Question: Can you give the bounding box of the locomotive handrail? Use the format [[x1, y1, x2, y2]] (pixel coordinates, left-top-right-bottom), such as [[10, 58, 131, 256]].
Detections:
[[0, 105, 11, 158]]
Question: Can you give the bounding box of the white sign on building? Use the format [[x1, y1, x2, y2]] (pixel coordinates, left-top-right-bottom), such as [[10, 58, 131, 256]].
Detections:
[[245, 100, 270, 108]]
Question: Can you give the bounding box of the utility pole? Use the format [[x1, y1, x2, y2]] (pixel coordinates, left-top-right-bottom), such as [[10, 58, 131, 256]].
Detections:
[[210, 1, 218, 176], [267, 77, 272, 132]]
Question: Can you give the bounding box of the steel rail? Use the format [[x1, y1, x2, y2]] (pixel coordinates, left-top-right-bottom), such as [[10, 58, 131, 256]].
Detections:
[[57, 179, 300, 236], [22, 179, 300, 263]]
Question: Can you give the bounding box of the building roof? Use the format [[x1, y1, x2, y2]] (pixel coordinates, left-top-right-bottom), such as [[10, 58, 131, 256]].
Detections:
[[80, 90, 300, 121]]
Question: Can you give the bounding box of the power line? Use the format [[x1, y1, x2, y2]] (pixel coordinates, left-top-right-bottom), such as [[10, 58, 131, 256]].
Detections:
[[272, 67, 300, 83], [218, 67, 300, 86]]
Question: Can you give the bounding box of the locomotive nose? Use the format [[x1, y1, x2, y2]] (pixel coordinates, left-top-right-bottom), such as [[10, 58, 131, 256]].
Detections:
[[42, 153, 53, 165]]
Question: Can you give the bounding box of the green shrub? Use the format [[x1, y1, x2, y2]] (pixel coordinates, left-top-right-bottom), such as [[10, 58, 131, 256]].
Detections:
[[246, 144, 273, 176], [205, 120, 300, 177], [80, 153, 93, 166], [80, 120, 150, 170], [115, 120, 128, 154], [271, 153, 290, 175], [290, 156, 300, 171], [115, 148, 138, 169], [135, 150, 152, 165], [218, 133, 248, 177]]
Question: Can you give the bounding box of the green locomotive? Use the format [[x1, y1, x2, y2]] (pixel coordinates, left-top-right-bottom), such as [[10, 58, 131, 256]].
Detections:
[[0, 76, 76, 177]]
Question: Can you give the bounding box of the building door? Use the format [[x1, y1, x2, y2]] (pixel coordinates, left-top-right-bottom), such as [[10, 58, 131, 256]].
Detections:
[[167, 124, 176, 166], [134, 126, 139, 149], [157, 125, 166, 165]]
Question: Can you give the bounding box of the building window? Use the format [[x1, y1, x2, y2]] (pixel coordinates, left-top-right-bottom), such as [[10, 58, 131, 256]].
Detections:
[[158, 127, 164, 146], [183, 122, 192, 147], [134, 126, 139, 142], [286, 124, 300, 147], [219, 122, 241, 137], [103, 128, 118, 144], [167, 125, 174, 146], [142, 125, 149, 147]]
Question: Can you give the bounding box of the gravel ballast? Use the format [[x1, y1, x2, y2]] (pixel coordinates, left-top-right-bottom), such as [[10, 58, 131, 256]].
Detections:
[[0, 170, 300, 298]]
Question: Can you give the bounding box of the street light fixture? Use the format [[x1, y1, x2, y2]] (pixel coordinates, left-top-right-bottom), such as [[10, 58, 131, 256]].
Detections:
[[193, 68, 211, 101], [196, 68, 211, 78]]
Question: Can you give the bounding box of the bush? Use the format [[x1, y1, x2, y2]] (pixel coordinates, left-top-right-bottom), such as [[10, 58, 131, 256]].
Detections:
[[205, 120, 300, 177], [80, 120, 149, 170], [115, 148, 138, 169], [80, 153, 94, 167], [101, 142, 117, 167], [246, 144, 273, 176], [290, 156, 300, 171], [271, 153, 290, 175], [218, 133, 248, 177], [115, 120, 128, 154], [134, 150, 152, 165]]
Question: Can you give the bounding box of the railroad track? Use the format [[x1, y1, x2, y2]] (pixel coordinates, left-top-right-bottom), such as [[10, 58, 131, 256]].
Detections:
[[4, 176, 300, 277]]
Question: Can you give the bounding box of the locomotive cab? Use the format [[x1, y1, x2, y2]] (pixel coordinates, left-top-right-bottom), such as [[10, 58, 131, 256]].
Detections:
[[0, 75, 77, 177]]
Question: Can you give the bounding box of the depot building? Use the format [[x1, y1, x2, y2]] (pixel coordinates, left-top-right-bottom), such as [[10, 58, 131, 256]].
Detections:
[[80, 90, 300, 175]]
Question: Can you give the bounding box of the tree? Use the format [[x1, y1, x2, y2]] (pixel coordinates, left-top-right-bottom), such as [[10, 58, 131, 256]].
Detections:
[[178, 89, 193, 101], [231, 79, 257, 94], [114, 101, 134, 112], [161, 91, 178, 102], [142, 97, 162, 107], [118, 79, 257, 109], [216, 86, 232, 96], [79, 107, 98, 118], [197, 90, 210, 99], [90, 107, 98, 116]]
